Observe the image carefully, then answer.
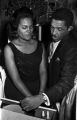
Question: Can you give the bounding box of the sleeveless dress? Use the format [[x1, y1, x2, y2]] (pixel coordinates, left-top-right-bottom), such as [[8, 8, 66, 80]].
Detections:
[[4, 42, 43, 101]]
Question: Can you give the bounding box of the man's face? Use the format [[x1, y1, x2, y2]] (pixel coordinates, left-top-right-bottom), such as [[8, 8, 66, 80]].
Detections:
[[50, 19, 69, 42]]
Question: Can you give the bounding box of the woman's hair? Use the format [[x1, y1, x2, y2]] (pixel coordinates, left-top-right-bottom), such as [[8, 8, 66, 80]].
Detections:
[[7, 7, 36, 40], [12, 7, 34, 30]]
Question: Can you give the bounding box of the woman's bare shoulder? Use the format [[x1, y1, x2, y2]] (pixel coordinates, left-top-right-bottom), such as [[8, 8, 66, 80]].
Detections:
[[4, 44, 13, 56]]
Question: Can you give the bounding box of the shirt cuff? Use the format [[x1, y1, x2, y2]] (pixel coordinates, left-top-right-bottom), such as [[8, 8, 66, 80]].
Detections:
[[42, 93, 50, 106]]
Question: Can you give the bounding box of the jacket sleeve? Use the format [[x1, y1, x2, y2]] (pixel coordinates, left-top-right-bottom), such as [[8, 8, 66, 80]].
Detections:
[[46, 48, 77, 105]]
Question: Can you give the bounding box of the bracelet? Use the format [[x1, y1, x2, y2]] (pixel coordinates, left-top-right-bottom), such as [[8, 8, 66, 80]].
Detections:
[[42, 93, 50, 106]]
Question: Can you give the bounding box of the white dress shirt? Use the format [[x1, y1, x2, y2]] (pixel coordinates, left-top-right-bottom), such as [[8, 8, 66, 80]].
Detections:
[[48, 40, 61, 63]]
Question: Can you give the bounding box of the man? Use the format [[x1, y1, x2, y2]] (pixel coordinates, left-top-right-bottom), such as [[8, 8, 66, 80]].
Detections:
[[21, 8, 77, 111]]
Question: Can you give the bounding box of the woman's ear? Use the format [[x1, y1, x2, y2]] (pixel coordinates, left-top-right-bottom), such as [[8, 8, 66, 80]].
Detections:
[[68, 26, 73, 32]]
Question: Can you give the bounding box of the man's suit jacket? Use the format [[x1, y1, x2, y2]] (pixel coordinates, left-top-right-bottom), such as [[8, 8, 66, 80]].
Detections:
[[46, 32, 77, 105]]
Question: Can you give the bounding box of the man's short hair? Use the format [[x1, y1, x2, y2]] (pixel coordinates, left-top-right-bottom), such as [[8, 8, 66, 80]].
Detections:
[[52, 8, 74, 27]]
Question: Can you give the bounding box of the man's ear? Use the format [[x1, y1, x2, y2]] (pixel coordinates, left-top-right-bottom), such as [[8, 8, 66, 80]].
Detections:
[[68, 26, 73, 32]]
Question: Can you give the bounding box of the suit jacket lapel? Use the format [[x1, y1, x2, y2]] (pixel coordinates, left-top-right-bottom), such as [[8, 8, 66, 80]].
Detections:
[[52, 41, 62, 60], [52, 36, 69, 61], [48, 34, 69, 62]]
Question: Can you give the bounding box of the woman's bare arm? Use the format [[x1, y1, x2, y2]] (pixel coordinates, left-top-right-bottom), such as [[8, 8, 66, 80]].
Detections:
[[4, 45, 32, 97], [39, 44, 47, 93]]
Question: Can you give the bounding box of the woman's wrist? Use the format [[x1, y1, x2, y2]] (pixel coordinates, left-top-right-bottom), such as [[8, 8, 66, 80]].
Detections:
[[39, 89, 44, 94], [25, 92, 32, 97]]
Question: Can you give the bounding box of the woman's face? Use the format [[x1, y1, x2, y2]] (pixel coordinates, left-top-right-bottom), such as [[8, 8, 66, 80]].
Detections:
[[17, 18, 33, 41]]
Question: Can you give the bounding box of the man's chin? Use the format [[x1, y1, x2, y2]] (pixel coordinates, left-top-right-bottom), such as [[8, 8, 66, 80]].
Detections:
[[52, 38, 59, 42]]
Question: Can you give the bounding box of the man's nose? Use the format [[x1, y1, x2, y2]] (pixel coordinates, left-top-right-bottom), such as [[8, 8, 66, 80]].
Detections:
[[27, 27, 31, 31], [53, 29, 57, 35]]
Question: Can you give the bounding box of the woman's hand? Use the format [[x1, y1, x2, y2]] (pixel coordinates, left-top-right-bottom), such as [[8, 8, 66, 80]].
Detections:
[[20, 94, 44, 111]]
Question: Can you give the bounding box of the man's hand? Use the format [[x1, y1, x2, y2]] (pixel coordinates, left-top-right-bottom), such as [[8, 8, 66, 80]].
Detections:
[[20, 94, 44, 111]]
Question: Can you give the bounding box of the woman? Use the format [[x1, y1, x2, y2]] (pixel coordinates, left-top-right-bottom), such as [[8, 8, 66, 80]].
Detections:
[[4, 7, 47, 103]]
